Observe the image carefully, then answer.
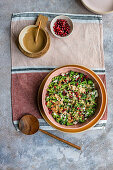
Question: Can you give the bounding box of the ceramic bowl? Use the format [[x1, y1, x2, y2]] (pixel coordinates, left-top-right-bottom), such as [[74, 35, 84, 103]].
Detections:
[[50, 15, 73, 38], [81, 0, 113, 15], [40, 65, 107, 133], [18, 25, 50, 58]]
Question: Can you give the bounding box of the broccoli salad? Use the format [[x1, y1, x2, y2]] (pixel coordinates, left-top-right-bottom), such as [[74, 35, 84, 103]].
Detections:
[[45, 71, 98, 126]]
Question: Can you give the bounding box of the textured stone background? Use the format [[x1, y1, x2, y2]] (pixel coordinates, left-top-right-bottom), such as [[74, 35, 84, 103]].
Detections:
[[0, 0, 113, 169]]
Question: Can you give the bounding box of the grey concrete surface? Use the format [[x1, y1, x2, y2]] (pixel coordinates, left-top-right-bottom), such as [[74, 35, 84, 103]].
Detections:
[[0, 0, 113, 170]]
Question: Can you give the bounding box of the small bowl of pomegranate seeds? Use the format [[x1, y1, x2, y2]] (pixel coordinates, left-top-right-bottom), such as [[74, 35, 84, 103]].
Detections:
[[50, 15, 73, 38]]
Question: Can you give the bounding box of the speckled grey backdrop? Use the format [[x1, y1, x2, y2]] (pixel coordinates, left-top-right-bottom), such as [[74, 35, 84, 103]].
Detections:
[[0, 0, 113, 170]]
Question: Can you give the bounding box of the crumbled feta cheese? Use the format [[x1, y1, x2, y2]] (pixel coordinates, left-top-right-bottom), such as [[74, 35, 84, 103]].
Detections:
[[54, 80, 57, 83], [73, 121, 78, 125], [61, 73, 65, 76], [76, 75, 79, 79]]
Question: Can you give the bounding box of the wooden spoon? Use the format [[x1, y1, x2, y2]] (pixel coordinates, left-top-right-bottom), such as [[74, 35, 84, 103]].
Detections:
[[35, 21, 41, 43], [19, 115, 81, 150]]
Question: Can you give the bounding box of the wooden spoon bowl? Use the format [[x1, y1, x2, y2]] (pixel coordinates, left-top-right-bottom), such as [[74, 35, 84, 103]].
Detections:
[[19, 115, 39, 135]]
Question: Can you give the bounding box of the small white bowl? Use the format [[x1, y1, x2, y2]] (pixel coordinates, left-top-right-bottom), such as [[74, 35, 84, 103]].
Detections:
[[50, 15, 73, 38]]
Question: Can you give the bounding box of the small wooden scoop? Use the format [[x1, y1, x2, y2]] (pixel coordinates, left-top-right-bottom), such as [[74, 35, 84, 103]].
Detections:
[[19, 115, 81, 150], [35, 21, 41, 43]]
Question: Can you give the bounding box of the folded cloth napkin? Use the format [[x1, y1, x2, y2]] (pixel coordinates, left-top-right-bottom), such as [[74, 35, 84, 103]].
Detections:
[[11, 12, 107, 131]]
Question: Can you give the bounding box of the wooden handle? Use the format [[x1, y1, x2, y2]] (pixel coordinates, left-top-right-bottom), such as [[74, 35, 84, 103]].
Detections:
[[35, 14, 48, 29], [35, 21, 41, 43], [39, 128, 81, 150]]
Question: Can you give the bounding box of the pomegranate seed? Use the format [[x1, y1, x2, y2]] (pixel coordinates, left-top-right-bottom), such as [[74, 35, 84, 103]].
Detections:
[[63, 91, 66, 95], [49, 111, 52, 114], [53, 19, 70, 37], [69, 95, 72, 98]]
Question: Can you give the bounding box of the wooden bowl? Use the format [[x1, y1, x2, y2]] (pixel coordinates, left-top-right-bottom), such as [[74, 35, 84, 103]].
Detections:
[[38, 65, 107, 133], [18, 25, 50, 58]]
